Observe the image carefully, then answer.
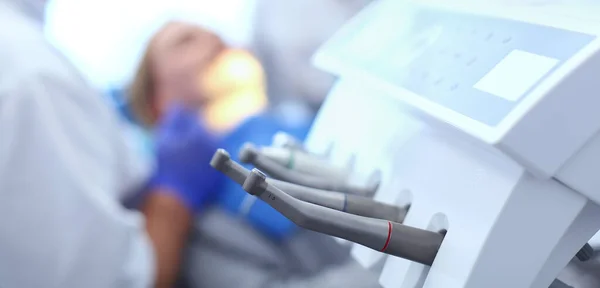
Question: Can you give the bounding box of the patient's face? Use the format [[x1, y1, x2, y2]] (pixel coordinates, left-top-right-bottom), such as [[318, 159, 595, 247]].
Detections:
[[150, 21, 225, 110]]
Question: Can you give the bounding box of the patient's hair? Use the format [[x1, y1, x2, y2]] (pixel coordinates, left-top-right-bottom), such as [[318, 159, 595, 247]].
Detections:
[[128, 46, 156, 129]]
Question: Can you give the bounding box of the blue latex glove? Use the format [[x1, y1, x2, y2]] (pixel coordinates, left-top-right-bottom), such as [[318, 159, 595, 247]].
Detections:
[[150, 105, 222, 213]]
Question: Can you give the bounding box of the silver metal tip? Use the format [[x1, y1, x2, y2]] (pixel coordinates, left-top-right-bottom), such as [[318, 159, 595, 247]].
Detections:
[[239, 142, 258, 163], [210, 149, 231, 171]]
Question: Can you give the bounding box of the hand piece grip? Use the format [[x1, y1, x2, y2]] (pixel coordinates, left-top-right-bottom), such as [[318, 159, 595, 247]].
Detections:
[[260, 146, 350, 180], [243, 169, 444, 266], [272, 132, 306, 151], [345, 194, 407, 223], [211, 149, 405, 222], [267, 179, 405, 223], [576, 243, 593, 262], [271, 132, 334, 158], [240, 143, 379, 197]]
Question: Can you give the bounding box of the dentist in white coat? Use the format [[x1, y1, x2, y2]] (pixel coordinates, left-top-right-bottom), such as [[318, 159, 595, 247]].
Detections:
[[0, 1, 225, 287]]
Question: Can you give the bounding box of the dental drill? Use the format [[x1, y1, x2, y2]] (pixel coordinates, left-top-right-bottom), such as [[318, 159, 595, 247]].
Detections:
[[271, 132, 306, 151], [211, 149, 407, 223], [239, 143, 379, 197], [259, 145, 352, 180], [242, 167, 444, 266]]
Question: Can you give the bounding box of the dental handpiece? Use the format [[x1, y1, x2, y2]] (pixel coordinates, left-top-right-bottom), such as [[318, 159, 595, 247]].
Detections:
[[259, 146, 350, 180], [242, 168, 444, 266], [272, 132, 306, 151], [211, 149, 407, 223], [239, 143, 379, 197], [271, 132, 335, 159]]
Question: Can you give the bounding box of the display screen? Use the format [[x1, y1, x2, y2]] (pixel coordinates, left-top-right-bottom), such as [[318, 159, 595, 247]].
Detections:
[[329, 5, 596, 126], [473, 50, 559, 102]]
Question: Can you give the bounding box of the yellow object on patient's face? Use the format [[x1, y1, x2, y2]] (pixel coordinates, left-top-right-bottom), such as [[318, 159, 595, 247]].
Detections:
[[199, 49, 268, 134]]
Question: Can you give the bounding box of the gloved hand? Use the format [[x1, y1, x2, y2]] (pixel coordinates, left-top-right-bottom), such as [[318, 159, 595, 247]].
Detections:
[[150, 104, 222, 213]]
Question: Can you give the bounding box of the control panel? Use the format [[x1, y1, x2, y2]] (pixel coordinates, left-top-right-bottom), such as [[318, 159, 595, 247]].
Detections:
[[314, 0, 600, 178]]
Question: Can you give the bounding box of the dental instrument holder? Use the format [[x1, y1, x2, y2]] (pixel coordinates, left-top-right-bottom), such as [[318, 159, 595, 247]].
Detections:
[[243, 167, 444, 266], [211, 149, 406, 223], [308, 1, 600, 287], [239, 143, 379, 197]]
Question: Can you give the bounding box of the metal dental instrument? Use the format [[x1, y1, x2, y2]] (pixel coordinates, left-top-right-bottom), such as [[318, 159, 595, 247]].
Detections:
[[259, 146, 350, 180], [271, 132, 306, 151], [211, 149, 407, 223], [242, 168, 444, 266], [239, 143, 379, 197]]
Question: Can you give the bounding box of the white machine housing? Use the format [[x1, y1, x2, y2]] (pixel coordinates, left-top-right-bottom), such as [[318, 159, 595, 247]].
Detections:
[[306, 1, 600, 287], [313, 0, 600, 202]]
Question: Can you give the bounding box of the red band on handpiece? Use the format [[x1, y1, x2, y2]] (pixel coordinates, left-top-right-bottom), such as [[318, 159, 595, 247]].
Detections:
[[381, 221, 392, 252]]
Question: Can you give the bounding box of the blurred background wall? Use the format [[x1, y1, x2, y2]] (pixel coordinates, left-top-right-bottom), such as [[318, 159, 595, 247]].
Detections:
[[44, 0, 258, 90]]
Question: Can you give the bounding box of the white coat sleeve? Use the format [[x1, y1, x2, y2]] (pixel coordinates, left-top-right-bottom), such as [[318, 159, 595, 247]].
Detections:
[[0, 74, 155, 288]]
